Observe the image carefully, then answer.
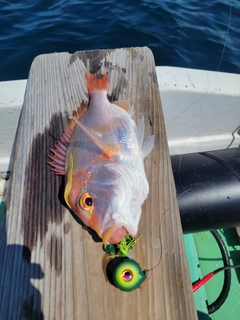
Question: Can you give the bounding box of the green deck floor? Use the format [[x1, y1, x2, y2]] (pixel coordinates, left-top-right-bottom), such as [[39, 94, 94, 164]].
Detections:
[[186, 229, 240, 320]]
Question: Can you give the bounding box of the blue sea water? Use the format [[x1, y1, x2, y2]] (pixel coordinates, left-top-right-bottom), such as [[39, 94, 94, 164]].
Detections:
[[0, 0, 239, 81]]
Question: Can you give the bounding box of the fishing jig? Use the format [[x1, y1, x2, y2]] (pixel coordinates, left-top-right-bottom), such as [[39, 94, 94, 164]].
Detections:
[[104, 235, 150, 291]]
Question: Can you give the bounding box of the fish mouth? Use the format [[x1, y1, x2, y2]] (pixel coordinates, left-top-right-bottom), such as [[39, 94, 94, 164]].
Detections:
[[102, 225, 131, 244]]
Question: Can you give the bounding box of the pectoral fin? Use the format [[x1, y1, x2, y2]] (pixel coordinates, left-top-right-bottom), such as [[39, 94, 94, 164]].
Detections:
[[136, 117, 155, 158], [71, 116, 121, 158], [142, 135, 155, 158]]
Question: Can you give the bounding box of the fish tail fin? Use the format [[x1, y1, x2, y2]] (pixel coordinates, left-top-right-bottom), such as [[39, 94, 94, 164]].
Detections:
[[85, 72, 109, 95]]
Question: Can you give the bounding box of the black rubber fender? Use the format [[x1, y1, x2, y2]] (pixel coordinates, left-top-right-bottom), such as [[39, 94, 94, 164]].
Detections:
[[171, 148, 240, 233]]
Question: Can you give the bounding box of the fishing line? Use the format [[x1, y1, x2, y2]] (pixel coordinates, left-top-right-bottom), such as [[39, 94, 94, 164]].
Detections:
[[105, 188, 194, 292], [171, 0, 233, 155], [145, 188, 194, 273], [172, 0, 234, 198], [106, 3, 234, 290], [217, 0, 232, 72], [130, 0, 235, 296]]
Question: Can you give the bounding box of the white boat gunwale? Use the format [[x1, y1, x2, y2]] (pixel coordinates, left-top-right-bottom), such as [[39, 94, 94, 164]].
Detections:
[[0, 66, 240, 172]]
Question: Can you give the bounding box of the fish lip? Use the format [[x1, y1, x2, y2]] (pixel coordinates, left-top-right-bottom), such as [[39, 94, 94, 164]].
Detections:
[[102, 224, 134, 245]]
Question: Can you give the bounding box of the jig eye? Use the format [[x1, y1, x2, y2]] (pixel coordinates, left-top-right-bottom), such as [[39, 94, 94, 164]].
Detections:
[[121, 269, 133, 282], [78, 192, 93, 211], [112, 259, 147, 291]]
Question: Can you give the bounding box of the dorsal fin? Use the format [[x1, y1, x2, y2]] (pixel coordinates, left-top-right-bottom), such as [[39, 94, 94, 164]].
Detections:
[[113, 100, 135, 117], [48, 103, 88, 174]]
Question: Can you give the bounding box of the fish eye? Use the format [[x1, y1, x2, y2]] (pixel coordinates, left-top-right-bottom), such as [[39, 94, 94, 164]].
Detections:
[[78, 192, 93, 211]]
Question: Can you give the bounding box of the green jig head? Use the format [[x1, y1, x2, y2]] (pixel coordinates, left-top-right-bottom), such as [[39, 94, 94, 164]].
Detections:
[[104, 234, 150, 291], [112, 258, 148, 292]]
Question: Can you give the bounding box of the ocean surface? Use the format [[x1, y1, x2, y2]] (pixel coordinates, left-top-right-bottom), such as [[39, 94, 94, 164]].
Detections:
[[1, 0, 239, 81]]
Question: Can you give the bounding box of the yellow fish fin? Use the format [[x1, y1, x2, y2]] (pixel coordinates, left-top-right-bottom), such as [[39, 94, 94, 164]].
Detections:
[[64, 152, 74, 208]]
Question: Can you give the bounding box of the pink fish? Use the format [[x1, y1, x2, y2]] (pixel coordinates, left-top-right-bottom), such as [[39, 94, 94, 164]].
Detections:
[[49, 72, 154, 244]]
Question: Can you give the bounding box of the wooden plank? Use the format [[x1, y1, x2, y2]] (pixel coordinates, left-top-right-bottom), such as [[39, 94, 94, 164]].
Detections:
[[0, 47, 197, 320]]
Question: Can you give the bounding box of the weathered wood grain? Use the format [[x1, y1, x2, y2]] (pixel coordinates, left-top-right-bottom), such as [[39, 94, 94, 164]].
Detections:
[[0, 47, 197, 320]]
